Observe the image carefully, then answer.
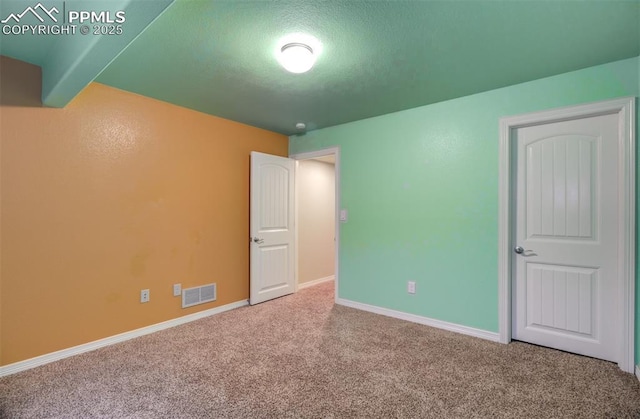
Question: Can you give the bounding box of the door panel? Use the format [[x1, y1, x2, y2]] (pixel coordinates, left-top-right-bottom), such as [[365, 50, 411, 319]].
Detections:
[[513, 113, 619, 362], [250, 152, 295, 305], [525, 263, 597, 338], [526, 136, 596, 239], [260, 164, 290, 229], [258, 245, 289, 292]]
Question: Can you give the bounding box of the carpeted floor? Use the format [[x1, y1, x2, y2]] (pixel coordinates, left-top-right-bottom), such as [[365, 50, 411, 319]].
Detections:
[[1, 281, 639, 418]]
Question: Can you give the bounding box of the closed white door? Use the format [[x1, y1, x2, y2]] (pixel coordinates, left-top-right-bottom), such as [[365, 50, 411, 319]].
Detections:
[[512, 113, 620, 362], [250, 152, 295, 305]]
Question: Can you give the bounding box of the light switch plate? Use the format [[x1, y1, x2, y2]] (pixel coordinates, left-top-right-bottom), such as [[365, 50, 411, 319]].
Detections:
[[340, 209, 348, 222], [408, 281, 416, 294]]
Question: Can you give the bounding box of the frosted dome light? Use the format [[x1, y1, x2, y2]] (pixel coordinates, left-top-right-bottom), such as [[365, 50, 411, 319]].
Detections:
[[278, 42, 315, 74]]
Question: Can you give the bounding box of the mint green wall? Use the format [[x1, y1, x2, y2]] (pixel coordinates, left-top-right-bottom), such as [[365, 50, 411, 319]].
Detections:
[[290, 56, 640, 363]]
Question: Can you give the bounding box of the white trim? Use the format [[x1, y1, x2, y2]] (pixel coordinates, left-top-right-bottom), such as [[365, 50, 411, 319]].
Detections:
[[636, 365, 640, 382], [337, 298, 501, 343], [0, 299, 248, 377], [290, 147, 341, 304], [498, 96, 636, 373], [298, 275, 335, 290], [498, 109, 512, 345], [294, 159, 300, 293]]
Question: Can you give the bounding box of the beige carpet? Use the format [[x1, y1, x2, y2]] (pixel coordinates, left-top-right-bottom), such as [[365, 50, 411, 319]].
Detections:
[[1, 281, 639, 418]]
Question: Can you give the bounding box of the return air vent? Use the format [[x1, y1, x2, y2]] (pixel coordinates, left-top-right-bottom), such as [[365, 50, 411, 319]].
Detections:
[[182, 283, 216, 308]]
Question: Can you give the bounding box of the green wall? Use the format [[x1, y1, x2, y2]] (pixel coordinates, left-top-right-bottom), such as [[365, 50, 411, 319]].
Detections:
[[290, 56, 640, 364]]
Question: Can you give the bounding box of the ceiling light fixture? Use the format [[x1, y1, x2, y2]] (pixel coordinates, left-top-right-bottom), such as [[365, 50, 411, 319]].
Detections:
[[278, 42, 315, 73]]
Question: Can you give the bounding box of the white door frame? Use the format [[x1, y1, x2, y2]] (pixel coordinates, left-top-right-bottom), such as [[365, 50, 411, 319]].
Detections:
[[498, 97, 636, 373], [290, 147, 340, 303]]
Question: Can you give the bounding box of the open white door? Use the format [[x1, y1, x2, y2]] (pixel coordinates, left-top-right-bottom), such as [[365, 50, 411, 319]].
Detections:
[[250, 152, 295, 305]]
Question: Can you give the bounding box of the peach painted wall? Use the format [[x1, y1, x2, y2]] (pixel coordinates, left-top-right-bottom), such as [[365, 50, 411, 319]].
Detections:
[[0, 56, 288, 365]]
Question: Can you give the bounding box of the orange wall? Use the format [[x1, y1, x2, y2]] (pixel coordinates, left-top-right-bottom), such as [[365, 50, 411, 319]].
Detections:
[[0, 56, 288, 365]]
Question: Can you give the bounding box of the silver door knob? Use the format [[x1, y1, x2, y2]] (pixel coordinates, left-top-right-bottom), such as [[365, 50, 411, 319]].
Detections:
[[252, 237, 264, 244], [514, 246, 524, 254]]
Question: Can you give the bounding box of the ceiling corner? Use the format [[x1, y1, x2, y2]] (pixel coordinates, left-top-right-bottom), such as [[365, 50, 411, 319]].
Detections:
[[41, 0, 175, 107]]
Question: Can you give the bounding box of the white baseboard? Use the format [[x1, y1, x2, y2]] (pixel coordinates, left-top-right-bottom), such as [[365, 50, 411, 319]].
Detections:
[[298, 275, 335, 290], [336, 298, 501, 343], [636, 365, 640, 382], [0, 299, 249, 378]]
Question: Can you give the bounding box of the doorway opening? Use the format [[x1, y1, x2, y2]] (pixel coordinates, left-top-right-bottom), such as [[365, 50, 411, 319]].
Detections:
[[291, 147, 340, 302]]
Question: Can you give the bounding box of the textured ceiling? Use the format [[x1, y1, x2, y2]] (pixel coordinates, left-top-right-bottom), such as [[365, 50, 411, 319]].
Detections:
[[2, 1, 639, 135]]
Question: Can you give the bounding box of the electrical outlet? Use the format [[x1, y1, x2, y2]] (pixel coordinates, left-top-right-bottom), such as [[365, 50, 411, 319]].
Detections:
[[173, 283, 182, 297], [407, 281, 416, 294], [140, 289, 150, 303]]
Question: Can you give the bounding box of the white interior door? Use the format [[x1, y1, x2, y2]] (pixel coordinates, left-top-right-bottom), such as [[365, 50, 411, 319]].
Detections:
[[250, 152, 295, 305], [512, 113, 620, 362]]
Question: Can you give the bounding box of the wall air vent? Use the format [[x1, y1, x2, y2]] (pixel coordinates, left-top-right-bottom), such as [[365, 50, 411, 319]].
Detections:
[[182, 283, 216, 308]]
